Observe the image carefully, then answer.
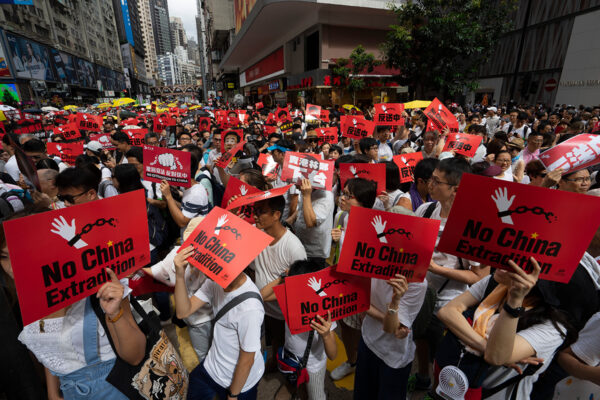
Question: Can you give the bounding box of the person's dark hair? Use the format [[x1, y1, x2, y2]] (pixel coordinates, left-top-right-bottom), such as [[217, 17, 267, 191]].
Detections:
[[144, 132, 159, 142], [467, 124, 487, 136], [414, 158, 439, 182], [486, 138, 507, 156], [471, 161, 492, 176], [352, 154, 373, 164], [111, 131, 130, 144], [358, 137, 378, 154], [537, 120, 552, 133], [125, 146, 143, 163], [2, 133, 19, 147], [75, 154, 100, 168], [376, 126, 391, 133], [189, 152, 199, 177], [517, 111, 528, 122], [287, 259, 326, 278], [423, 130, 439, 140], [492, 131, 509, 142], [335, 154, 355, 169], [291, 124, 302, 131], [178, 132, 191, 140], [268, 133, 282, 142], [180, 143, 203, 161], [114, 164, 144, 194], [36, 158, 59, 171], [525, 160, 546, 178], [383, 161, 401, 191], [329, 145, 342, 156], [254, 196, 285, 219], [23, 138, 45, 153], [275, 138, 294, 151], [494, 149, 511, 162], [56, 166, 101, 193], [239, 168, 270, 191], [437, 157, 472, 186], [562, 167, 590, 181], [345, 177, 377, 208]]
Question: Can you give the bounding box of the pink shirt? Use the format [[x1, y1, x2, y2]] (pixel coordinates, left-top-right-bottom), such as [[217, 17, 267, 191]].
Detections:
[[522, 147, 540, 165]]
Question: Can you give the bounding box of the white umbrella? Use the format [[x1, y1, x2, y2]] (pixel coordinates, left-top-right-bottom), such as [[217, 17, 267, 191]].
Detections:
[[42, 106, 59, 112], [0, 105, 16, 111]]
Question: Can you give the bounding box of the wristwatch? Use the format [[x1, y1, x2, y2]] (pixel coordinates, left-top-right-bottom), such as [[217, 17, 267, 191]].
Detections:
[[502, 302, 525, 318]]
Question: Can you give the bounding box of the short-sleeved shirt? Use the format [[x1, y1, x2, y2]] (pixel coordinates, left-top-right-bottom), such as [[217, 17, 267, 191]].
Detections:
[[194, 277, 265, 392], [294, 189, 334, 259], [181, 183, 210, 219]]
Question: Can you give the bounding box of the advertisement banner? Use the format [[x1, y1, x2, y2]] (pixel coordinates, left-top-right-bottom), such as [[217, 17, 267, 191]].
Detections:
[[337, 207, 440, 282], [339, 163, 386, 194], [539, 134, 600, 174], [5, 33, 55, 81], [179, 207, 272, 288], [75, 57, 96, 88], [277, 266, 371, 334], [0, 39, 12, 77], [5, 190, 150, 325], [280, 152, 334, 190], [393, 153, 424, 183], [442, 133, 483, 158], [374, 103, 405, 126], [143, 146, 191, 188], [340, 115, 375, 139], [49, 49, 79, 85], [437, 174, 600, 283], [234, 0, 258, 32]]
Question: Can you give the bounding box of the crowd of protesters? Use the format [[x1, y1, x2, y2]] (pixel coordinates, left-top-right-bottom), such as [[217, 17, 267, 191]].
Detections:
[[0, 98, 600, 400]]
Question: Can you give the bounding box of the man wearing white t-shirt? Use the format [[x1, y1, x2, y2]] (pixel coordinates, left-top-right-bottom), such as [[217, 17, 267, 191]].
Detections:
[[174, 247, 265, 400], [250, 196, 307, 370]]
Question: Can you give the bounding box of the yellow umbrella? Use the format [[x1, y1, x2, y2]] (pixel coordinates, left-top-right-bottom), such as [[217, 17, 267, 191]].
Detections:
[[403, 100, 431, 109], [96, 103, 112, 109], [156, 107, 169, 113], [167, 102, 177, 108], [63, 105, 78, 111], [0, 111, 5, 121], [342, 104, 360, 112], [189, 105, 202, 110], [112, 98, 136, 107]]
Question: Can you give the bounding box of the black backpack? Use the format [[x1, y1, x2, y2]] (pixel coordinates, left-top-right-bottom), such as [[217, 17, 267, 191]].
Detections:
[[197, 168, 225, 209], [146, 203, 167, 248]]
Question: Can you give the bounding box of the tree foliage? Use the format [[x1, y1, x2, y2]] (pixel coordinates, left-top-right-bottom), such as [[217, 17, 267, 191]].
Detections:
[[381, 0, 516, 98], [333, 45, 381, 104]]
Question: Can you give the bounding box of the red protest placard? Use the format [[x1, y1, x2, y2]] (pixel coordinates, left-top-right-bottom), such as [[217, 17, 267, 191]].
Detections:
[[279, 266, 371, 334], [306, 104, 322, 119], [437, 173, 600, 283], [539, 134, 600, 174], [5, 190, 150, 325], [225, 184, 293, 211], [221, 176, 261, 208], [75, 113, 103, 132], [129, 272, 174, 297], [47, 142, 84, 165], [14, 122, 43, 135], [198, 117, 211, 131], [89, 133, 116, 150], [153, 115, 175, 132], [124, 128, 147, 146], [276, 107, 290, 122], [257, 153, 279, 178], [319, 109, 330, 123], [179, 207, 273, 288], [339, 163, 386, 194], [53, 123, 81, 141], [215, 140, 246, 169], [263, 125, 278, 137], [374, 103, 405, 126], [255, 102, 264, 110], [340, 115, 375, 139], [424, 98, 459, 134], [220, 129, 243, 154], [593, 121, 600, 133], [393, 153, 424, 183], [280, 151, 335, 190], [337, 206, 440, 282], [315, 127, 339, 145], [442, 133, 483, 157], [143, 146, 192, 188]]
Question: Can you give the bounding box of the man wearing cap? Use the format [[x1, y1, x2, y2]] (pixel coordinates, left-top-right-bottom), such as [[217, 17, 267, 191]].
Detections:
[[483, 106, 500, 136], [268, 139, 299, 221]]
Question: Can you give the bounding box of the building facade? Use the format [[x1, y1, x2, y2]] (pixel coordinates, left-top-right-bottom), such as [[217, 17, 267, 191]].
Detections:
[[138, 0, 159, 83], [0, 0, 126, 103], [170, 16, 188, 49], [473, 0, 600, 107], [215, 0, 400, 105], [151, 0, 172, 56]]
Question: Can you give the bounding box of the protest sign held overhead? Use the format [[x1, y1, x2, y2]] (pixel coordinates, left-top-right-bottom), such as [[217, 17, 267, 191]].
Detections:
[[539, 134, 600, 174], [340, 115, 375, 139], [374, 103, 405, 125], [198, 117, 211, 131], [143, 145, 192, 188], [215, 140, 246, 168], [280, 151, 335, 190], [220, 129, 243, 154], [315, 127, 339, 145], [178, 207, 272, 288], [257, 153, 278, 178], [221, 176, 262, 223], [89, 133, 116, 150], [339, 163, 386, 194], [276, 266, 371, 334], [442, 133, 483, 158], [305, 104, 322, 120], [225, 184, 293, 211], [437, 173, 600, 283], [319, 109, 330, 123], [337, 207, 440, 282], [75, 113, 102, 132], [153, 115, 175, 132], [124, 128, 147, 146], [47, 142, 84, 165], [4, 190, 150, 325], [393, 153, 424, 183], [276, 107, 290, 122], [424, 97, 459, 134], [53, 123, 81, 141]]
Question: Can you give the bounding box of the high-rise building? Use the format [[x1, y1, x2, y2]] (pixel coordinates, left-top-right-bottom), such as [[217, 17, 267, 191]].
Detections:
[[138, 0, 159, 82], [0, 0, 126, 102], [187, 38, 200, 66], [170, 16, 188, 49], [150, 0, 172, 55], [157, 52, 179, 86]]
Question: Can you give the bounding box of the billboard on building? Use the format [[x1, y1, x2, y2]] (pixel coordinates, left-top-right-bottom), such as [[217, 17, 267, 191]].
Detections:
[[5, 33, 55, 81], [0, 37, 11, 78], [121, 0, 135, 47], [234, 0, 257, 33], [0, 83, 19, 103], [0, 0, 34, 4], [48, 48, 79, 85], [75, 57, 96, 88]]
